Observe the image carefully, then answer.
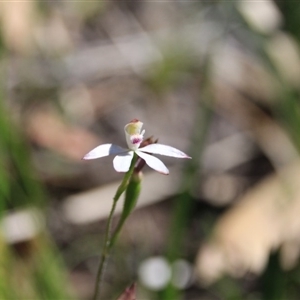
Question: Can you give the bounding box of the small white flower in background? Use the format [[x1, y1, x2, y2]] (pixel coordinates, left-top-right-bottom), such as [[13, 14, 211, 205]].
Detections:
[[83, 119, 191, 175]]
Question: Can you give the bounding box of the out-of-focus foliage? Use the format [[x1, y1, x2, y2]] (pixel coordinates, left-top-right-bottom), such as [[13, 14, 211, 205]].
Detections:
[[0, 90, 73, 298]]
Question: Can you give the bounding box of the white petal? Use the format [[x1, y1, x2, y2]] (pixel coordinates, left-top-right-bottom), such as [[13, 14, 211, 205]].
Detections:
[[136, 151, 169, 175], [83, 144, 126, 160], [113, 151, 134, 172], [138, 144, 191, 159]]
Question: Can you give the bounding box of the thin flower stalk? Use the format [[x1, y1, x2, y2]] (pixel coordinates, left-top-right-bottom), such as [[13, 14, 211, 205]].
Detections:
[[92, 154, 137, 300], [83, 120, 191, 300]]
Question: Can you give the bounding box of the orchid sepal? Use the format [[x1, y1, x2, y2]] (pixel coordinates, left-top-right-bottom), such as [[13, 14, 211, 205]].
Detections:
[[138, 143, 191, 159], [136, 150, 169, 175], [83, 144, 127, 160]]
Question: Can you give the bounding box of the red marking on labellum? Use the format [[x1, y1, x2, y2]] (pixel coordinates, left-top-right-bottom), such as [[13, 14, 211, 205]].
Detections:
[[130, 119, 139, 123], [131, 137, 142, 144]]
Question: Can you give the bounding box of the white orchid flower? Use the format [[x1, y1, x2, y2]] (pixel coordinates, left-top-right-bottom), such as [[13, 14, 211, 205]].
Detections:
[[83, 119, 191, 175]]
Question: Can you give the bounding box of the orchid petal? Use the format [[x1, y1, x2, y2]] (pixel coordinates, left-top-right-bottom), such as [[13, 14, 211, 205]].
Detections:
[[113, 151, 134, 172], [136, 150, 169, 175], [138, 144, 191, 159], [83, 144, 126, 160]]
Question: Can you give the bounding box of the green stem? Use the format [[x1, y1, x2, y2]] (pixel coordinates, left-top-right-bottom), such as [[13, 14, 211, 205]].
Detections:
[[110, 213, 127, 249], [110, 172, 141, 248], [92, 154, 137, 300]]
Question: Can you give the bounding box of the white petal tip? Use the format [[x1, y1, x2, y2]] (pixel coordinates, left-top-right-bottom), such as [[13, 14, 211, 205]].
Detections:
[[160, 171, 169, 175], [82, 154, 93, 160], [177, 152, 191, 159], [160, 167, 169, 175], [156, 168, 169, 175]]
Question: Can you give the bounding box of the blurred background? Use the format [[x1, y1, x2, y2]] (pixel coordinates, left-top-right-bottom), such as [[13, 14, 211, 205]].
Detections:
[[1, 0, 300, 299]]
